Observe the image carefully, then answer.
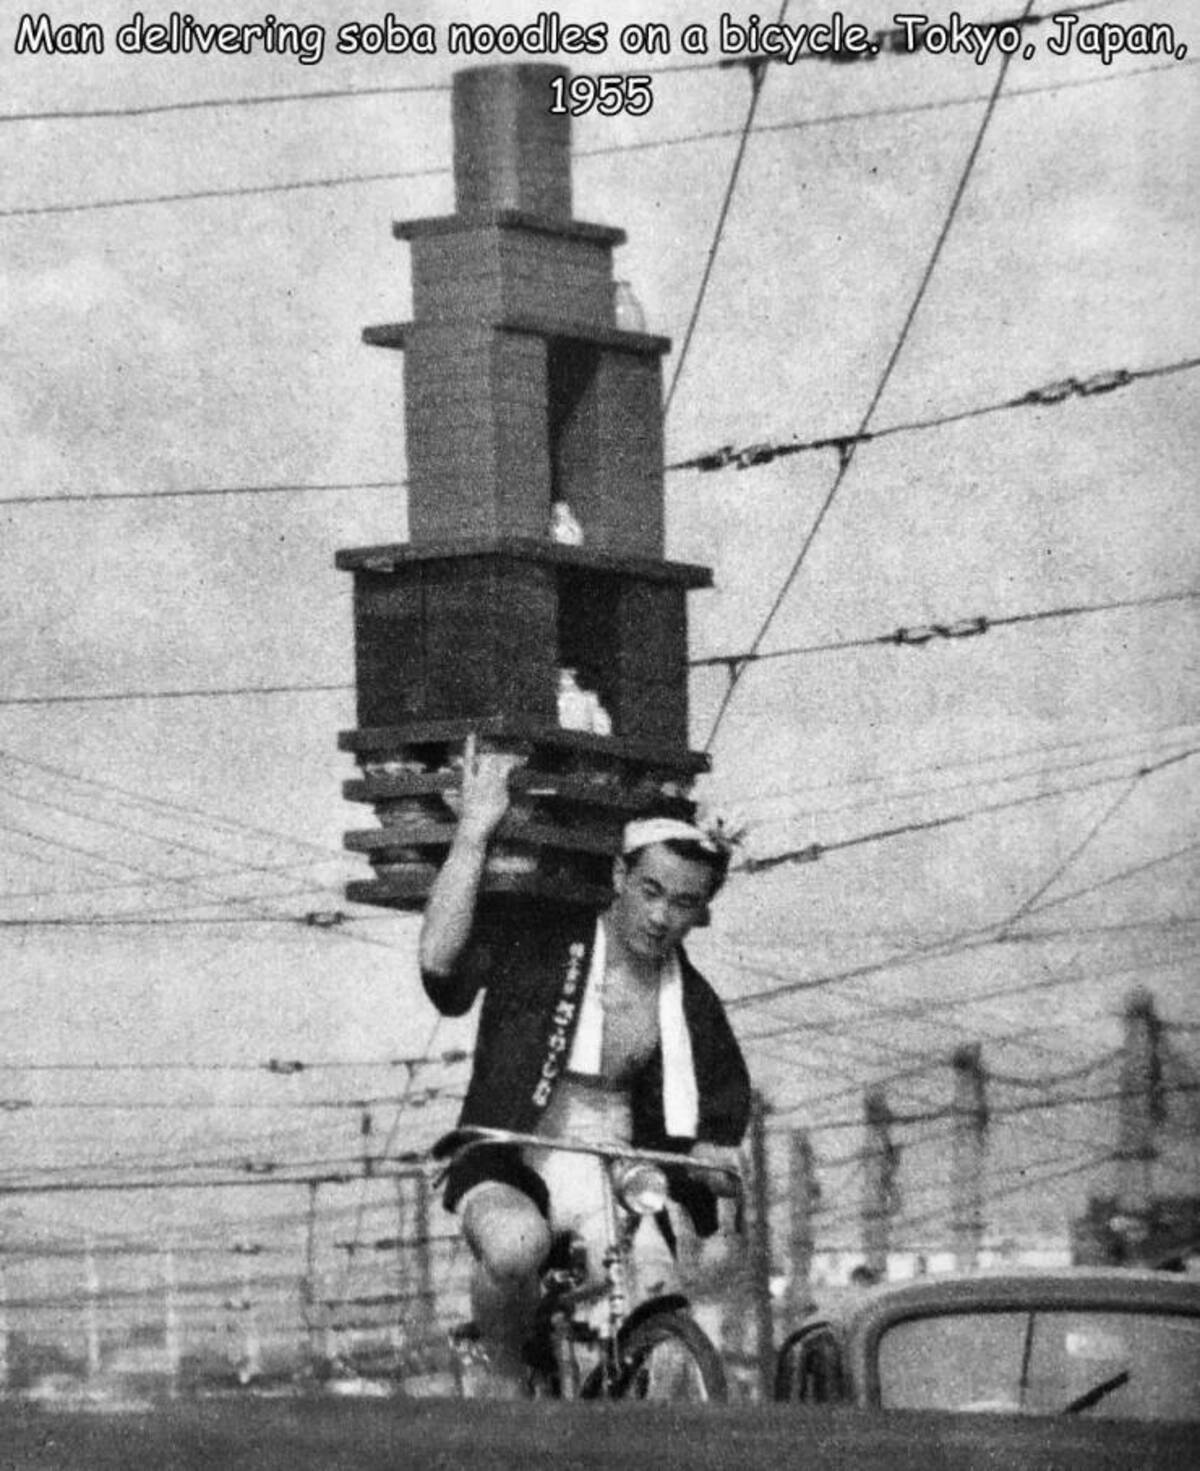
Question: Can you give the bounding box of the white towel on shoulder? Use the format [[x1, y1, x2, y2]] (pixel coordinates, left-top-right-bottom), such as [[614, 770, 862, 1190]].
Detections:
[[568, 920, 699, 1139]]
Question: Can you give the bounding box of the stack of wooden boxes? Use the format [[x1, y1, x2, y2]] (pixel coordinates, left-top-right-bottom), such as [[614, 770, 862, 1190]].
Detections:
[[338, 63, 713, 912]]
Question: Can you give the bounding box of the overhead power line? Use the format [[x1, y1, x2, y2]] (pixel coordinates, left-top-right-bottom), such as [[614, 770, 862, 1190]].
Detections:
[[2, 591, 1190, 717], [703, 0, 1036, 749], [9, 355, 1197, 518], [715, 716, 1200, 813], [0, 745, 350, 866], [0, 163, 446, 221], [5, 354, 1194, 518], [7, 750, 1191, 931], [663, 0, 786, 419], [580, 56, 1197, 161], [3, 1049, 469, 1075], [0, 800, 405, 957], [0, 477, 406, 509], [0, 911, 348, 930], [0, 678, 351, 709], [2, 48, 1188, 222], [671, 354, 1200, 478], [0, 1162, 424, 1196], [0, 1092, 453, 1113], [799, 1077, 1200, 1137], [0, 80, 447, 126], [710, 0, 1147, 74], [692, 587, 1200, 675], [0, 0, 1139, 126], [729, 798, 1199, 1016], [735, 746, 1197, 877]]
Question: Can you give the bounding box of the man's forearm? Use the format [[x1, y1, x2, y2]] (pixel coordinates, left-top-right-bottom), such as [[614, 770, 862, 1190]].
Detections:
[[418, 826, 491, 976]]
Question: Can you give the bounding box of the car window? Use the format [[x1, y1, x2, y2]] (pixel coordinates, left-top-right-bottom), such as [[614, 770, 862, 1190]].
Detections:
[[877, 1311, 1027, 1413], [876, 1308, 1200, 1421], [1024, 1310, 1200, 1421]]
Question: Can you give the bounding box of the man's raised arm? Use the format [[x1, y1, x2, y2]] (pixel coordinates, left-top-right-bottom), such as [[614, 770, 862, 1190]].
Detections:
[[418, 735, 525, 982]]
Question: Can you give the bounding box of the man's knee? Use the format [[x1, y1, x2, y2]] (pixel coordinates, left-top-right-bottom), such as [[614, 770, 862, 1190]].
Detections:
[[461, 1182, 550, 1282]]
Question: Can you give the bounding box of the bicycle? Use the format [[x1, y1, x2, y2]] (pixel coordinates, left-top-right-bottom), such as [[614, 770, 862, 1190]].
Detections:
[[435, 1125, 743, 1402]]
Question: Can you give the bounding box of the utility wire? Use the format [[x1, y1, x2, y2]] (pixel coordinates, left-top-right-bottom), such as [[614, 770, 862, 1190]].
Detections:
[[3, 19, 1179, 222], [821, 1151, 1116, 1238], [736, 746, 1197, 877], [667, 0, 1141, 77], [663, 0, 787, 419], [0, 2, 1143, 127], [991, 841, 1200, 924], [745, 935, 1197, 1052], [0, 1, 1135, 123], [0, 678, 350, 709], [5, 355, 1195, 516], [693, 587, 1200, 673], [795, 1078, 1200, 1137], [0, 911, 349, 931], [763, 994, 1147, 1124], [0, 814, 403, 957], [2, 589, 1192, 713], [0, 774, 347, 886], [714, 715, 1200, 813], [0, 1092, 455, 1113], [679, 355, 1200, 480], [7, 353, 1188, 520], [580, 56, 1197, 160], [0, 1165, 421, 1196], [999, 778, 1140, 930], [0, 477, 406, 509], [333, 1011, 447, 1308], [777, 770, 1154, 1133], [672, 354, 1200, 479], [989, 1050, 1122, 1089], [725, 734, 1200, 845], [0, 80, 447, 126], [0, 163, 446, 221], [0, 779, 348, 916], [2, 1050, 469, 1075], [0, 745, 353, 864], [4, 752, 1186, 931], [729, 749, 1198, 1008], [703, 0, 1036, 749]]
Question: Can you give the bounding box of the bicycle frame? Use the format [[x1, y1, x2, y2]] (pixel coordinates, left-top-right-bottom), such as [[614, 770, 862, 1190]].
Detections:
[[436, 1125, 742, 1398]]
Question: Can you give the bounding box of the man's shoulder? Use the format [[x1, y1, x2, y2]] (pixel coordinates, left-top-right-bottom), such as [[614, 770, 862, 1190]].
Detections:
[[677, 946, 724, 1005], [475, 904, 597, 963]]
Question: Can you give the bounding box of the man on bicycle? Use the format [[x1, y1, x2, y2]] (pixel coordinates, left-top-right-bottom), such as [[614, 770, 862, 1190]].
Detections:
[[419, 736, 751, 1395]]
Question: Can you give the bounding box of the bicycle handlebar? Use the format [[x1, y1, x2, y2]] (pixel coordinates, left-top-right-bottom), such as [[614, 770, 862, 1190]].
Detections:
[[433, 1125, 743, 1201]]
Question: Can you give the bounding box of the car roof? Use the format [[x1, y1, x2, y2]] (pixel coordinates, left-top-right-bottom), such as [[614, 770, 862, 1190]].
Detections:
[[802, 1267, 1200, 1339]]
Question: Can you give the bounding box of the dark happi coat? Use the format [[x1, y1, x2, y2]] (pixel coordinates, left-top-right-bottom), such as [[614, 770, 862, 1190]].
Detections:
[[422, 905, 751, 1235]]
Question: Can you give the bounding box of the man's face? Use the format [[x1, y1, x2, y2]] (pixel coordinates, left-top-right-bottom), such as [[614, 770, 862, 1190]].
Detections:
[[609, 844, 715, 964]]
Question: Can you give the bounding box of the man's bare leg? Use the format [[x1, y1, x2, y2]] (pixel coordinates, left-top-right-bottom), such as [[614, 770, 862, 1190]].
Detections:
[[459, 1182, 550, 1397]]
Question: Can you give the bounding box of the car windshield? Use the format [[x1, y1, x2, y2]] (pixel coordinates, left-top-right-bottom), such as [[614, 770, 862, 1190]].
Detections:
[[876, 1307, 1200, 1421]]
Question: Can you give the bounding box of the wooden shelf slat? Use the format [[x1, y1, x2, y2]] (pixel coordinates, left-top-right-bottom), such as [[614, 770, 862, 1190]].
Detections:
[[334, 535, 710, 587], [346, 815, 619, 858], [347, 871, 612, 911], [342, 770, 694, 813], [339, 718, 709, 772], [361, 310, 667, 359]]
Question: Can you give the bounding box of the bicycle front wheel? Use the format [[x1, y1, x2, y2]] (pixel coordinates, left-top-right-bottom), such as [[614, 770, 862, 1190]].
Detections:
[[610, 1309, 728, 1403]]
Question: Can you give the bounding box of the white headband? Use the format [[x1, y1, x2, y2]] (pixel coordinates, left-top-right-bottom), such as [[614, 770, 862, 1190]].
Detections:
[[622, 817, 719, 855]]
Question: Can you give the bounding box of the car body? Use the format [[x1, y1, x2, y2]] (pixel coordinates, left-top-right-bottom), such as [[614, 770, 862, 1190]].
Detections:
[[775, 1267, 1200, 1422]]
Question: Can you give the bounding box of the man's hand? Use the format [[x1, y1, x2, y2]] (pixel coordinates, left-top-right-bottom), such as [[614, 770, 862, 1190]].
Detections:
[[456, 734, 526, 843], [689, 1140, 743, 1200], [419, 736, 527, 982]]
